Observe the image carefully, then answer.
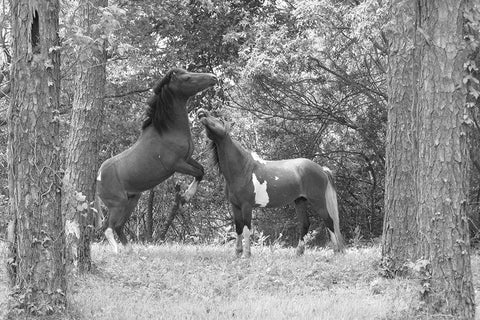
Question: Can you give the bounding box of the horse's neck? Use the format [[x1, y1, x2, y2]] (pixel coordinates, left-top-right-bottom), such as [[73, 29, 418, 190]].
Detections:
[[169, 98, 191, 135], [216, 136, 253, 183]]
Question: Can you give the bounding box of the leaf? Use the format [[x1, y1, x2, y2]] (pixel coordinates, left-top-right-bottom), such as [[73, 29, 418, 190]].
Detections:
[[75, 192, 86, 202]]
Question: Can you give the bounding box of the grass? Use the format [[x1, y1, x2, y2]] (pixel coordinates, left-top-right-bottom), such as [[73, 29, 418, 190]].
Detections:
[[70, 243, 420, 320], [2, 242, 480, 319]]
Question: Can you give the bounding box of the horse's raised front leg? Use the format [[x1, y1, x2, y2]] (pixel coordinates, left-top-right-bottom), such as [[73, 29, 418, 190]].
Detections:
[[174, 158, 204, 203], [294, 197, 309, 256]]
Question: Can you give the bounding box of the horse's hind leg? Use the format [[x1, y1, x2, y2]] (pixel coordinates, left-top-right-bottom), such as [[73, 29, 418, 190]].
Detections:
[[104, 195, 139, 253], [117, 194, 141, 252], [309, 196, 344, 253], [324, 217, 339, 251], [105, 206, 123, 254], [294, 197, 309, 256]]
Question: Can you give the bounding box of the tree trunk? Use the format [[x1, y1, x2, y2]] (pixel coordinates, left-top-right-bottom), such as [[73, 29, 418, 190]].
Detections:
[[383, 0, 475, 317], [159, 184, 183, 241], [62, 0, 107, 275], [382, 0, 421, 273], [7, 0, 66, 315], [146, 188, 155, 242], [415, 1, 475, 316]]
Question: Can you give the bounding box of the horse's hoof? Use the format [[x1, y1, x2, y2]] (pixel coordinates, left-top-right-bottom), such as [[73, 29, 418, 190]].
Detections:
[[235, 250, 243, 258], [243, 252, 252, 259], [296, 246, 305, 256], [124, 244, 133, 253]]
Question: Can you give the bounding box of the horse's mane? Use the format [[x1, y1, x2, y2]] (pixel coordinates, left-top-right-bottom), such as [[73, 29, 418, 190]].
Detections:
[[205, 117, 231, 173], [142, 68, 180, 132]]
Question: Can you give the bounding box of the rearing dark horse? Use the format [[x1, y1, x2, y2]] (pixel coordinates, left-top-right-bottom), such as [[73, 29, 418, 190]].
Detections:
[[95, 68, 217, 253], [198, 109, 344, 257]]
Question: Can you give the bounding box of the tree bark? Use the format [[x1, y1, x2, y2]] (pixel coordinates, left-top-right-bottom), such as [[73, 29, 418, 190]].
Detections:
[[159, 184, 183, 241], [415, 1, 475, 316], [383, 0, 475, 317], [8, 0, 66, 315], [146, 188, 155, 242], [382, 0, 421, 273], [62, 0, 107, 275]]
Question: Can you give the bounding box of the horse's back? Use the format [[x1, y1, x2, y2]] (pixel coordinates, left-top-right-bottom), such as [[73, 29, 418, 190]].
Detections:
[[252, 158, 326, 207]]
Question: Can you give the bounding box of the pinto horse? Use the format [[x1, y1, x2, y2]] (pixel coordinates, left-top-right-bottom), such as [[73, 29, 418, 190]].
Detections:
[[197, 109, 344, 257], [95, 69, 217, 253]]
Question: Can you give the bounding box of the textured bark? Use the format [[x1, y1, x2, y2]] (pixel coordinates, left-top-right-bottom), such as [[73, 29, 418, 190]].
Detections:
[[382, 0, 421, 272], [8, 0, 66, 315], [383, 0, 475, 317], [62, 0, 106, 275], [415, 1, 475, 317]]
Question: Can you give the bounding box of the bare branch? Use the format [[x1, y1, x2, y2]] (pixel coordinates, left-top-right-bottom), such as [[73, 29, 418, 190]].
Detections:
[[105, 87, 150, 99], [0, 81, 10, 99]]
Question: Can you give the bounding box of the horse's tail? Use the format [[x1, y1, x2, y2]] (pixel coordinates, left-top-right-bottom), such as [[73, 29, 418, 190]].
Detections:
[[323, 167, 345, 253]]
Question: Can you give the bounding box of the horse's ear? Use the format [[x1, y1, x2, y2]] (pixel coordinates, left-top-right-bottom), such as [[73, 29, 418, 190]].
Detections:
[[147, 95, 157, 107], [152, 79, 163, 95], [152, 70, 174, 94]]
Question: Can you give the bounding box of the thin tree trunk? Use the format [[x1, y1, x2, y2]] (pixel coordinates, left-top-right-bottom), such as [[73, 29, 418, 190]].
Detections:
[[8, 0, 66, 315], [63, 0, 107, 275], [146, 188, 155, 242], [159, 184, 183, 241]]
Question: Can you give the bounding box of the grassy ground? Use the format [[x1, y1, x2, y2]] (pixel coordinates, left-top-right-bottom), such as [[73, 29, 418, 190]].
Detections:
[[1, 242, 480, 319]]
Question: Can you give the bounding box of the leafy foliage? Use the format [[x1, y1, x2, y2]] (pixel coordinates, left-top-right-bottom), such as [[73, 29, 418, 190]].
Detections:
[[1, 0, 479, 247]]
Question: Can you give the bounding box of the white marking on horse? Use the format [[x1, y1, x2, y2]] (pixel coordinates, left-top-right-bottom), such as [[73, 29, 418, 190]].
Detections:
[[252, 152, 267, 164], [105, 227, 119, 254], [252, 173, 269, 207], [243, 226, 251, 257], [296, 240, 306, 256], [96, 171, 102, 181], [183, 180, 199, 202], [236, 233, 243, 256], [274, 176, 279, 181]]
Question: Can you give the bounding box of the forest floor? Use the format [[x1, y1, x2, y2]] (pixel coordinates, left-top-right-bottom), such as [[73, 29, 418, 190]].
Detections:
[[1, 242, 480, 319]]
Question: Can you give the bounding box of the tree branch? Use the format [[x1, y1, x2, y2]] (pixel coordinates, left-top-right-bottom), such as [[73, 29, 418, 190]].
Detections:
[[105, 87, 150, 99]]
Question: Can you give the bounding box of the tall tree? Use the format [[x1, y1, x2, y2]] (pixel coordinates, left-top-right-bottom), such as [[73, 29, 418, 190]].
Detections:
[[415, 1, 475, 316], [381, 0, 421, 273], [62, 0, 107, 275], [7, 0, 66, 316], [383, 0, 475, 317]]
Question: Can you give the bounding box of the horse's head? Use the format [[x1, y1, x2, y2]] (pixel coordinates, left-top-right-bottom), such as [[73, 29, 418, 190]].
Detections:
[[197, 109, 228, 140], [143, 69, 217, 132], [165, 68, 217, 97]]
